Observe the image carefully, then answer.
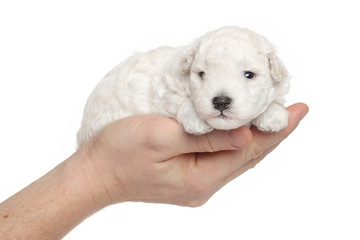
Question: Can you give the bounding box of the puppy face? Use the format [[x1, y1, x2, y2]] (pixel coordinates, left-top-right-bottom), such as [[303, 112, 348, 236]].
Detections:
[[185, 27, 287, 130]]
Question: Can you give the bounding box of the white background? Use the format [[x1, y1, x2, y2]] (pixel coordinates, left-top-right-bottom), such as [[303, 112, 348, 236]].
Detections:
[[1, 0, 359, 239]]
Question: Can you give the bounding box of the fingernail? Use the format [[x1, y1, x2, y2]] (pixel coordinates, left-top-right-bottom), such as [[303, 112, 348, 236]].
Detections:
[[229, 129, 250, 148]]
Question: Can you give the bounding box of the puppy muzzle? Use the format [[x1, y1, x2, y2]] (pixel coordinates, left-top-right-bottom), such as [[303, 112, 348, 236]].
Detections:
[[212, 95, 232, 112]]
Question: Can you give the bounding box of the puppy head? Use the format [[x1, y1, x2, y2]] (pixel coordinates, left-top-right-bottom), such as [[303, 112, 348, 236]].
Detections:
[[183, 26, 289, 130]]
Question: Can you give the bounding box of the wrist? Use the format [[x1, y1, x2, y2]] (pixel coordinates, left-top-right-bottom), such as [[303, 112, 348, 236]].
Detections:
[[63, 147, 112, 211], [72, 140, 129, 208]]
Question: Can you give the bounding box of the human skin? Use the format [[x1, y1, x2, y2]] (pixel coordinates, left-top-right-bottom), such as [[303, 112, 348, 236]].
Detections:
[[0, 103, 308, 239]]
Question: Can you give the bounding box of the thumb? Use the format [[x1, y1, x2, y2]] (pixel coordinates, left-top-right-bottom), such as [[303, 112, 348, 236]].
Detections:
[[175, 125, 253, 154]]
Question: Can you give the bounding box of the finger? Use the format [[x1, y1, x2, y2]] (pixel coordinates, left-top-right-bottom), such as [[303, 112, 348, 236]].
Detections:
[[182, 103, 307, 154], [195, 103, 308, 181], [247, 103, 309, 160], [193, 144, 279, 202], [222, 142, 280, 186]]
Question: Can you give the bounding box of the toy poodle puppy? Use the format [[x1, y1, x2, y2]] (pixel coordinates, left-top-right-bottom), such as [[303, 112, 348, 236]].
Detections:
[[77, 26, 290, 147]]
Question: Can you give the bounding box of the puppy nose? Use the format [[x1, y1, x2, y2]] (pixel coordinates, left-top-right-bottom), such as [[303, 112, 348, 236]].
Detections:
[[212, 96, 232, 111]]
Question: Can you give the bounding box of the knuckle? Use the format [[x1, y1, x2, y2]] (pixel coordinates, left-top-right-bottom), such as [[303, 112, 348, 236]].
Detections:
[[247, 158, 262, 170], [247, 140, 268, 160], [183, 198, 209, 208], [142, 116, 176, 149], [182, 172, 216, 196], [195, 134, 216, 153]]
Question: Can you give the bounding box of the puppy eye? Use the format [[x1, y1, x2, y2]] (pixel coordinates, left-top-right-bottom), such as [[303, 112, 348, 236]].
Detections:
[[198, 71, 206, 79], [244, 71, 255, 79]]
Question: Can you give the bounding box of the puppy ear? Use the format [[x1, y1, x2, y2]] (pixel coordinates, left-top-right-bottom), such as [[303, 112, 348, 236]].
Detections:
[[182, 38, 202, 73], [181, 45, 196, 73], [267, 52, 288, 82]]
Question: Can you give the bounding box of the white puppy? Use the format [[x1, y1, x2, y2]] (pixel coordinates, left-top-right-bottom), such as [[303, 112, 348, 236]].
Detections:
[[77, 26, 290, 147]]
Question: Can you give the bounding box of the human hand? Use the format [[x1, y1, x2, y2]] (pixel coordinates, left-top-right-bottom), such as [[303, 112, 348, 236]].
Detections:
[[0, 103, 307, 239], [82, 103, 308, 208]]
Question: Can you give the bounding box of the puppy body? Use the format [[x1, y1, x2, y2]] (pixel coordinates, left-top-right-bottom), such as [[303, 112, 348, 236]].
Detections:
[[77, 27, 290, 147]]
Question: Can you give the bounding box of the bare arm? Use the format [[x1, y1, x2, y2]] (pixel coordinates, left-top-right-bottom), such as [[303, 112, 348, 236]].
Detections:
[[0, 103, 308, 239], [0, 149, 110, 239]]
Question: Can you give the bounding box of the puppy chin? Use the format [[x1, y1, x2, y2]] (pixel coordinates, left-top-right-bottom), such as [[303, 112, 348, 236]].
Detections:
[[206, 117, 248, 130]]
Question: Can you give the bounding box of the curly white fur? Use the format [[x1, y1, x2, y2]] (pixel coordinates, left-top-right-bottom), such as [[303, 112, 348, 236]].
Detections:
[[77, 26, 290, 147]]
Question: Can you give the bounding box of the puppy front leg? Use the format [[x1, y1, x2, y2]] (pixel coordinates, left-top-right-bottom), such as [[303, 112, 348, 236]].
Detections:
[[252, 102, 289, 132], [176, 100, 213, 135]]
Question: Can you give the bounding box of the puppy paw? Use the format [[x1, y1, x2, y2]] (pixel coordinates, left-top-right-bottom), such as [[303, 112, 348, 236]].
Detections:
[[183, 119, 213, 135], [252, 104, 289, 132]]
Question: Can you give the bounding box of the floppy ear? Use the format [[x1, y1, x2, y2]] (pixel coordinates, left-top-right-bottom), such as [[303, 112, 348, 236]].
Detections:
[[181, 37, 202, 73], [267, 52, 288, 82], [181, 45, 196, 73]]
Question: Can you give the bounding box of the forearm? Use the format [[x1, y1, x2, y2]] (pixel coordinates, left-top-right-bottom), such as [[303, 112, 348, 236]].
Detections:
[[0, 148, 111, 239]]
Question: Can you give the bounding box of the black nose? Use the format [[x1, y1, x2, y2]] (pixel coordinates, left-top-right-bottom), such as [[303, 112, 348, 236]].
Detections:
[[212, 96, 232, 111]]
